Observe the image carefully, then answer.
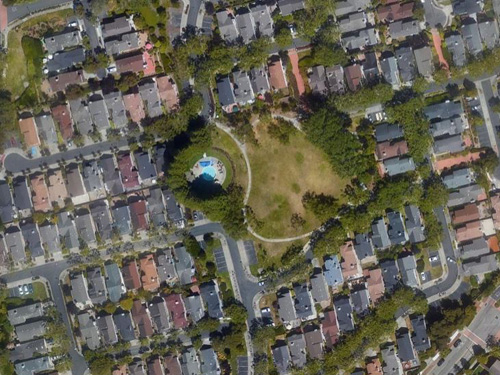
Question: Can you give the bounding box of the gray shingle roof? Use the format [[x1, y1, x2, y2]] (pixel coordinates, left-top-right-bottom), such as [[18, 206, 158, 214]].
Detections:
[[8, 303, 43, 326], [460, 237, 490, 259], [157, 248, 177, 285], [10, 338, 47, 362], [39, 222, 60, 255], [66, 163, 86, 198], [287, 333, 307, 368], [46, 47, 85, 73], [335, 0, 370, 16], [380, 55, 400, 87], [396, 330, 417, 362], [135, 151, 157, 182], [334, 296, 354, 332], [445, 34, 467, 67], [15, 321, 46, 342], [395, 46, 416, 83], [174, 245, 195, 285], [78, 312, 101, 350], [351, 288, 370, 315], [389, 19, 420, 39], [383, 156, 416, 176], [5, 226, 25, 263], [413, 46, 433, 77], [410, 315, 431, 352], [272, 342, 291, 374], [354, 233, 374, 260], [113, 311, 136, 342], [430, 117, 465, 138], [216, 76, 236, 108], [184, 293, 205, 322], [380, 259, 400, 292], [71, 273, 91, 308], [104, 91, 128, 128], [105, 263, 125, 303], [462, 20, 483, 55], [324, 255, 344, 287], [104, 32, 140, 56], [90, 201, 112, 241], [452, 0, 482, 15], [181, 347, 201, 375], [200, 280, 223, 319], [294, 283, 314, 320], [74, 209, 96, 244], [99, 154, 124, 195], [200, 346, 219, 375], [309, 65, 328, 95], [433, 134, 464, 154], [57, 211, 79, 249], [235, 10, 255, 44], [397, 255, 419, 288], [387, 211, 408, 245], [0, 180, 13, 223], [372, 218, 390, 249], [443, 168, 473, 189], [404, 205, 426, 244], [112, 204, 132, 235], [310, 269, 330, 304], [15, 356, 53, 375], [342, 28, 378, 51], [101, 16, 133, 39], [69, 98, 93, 135], [232, 70, 255, 105], [326, 65, 345, 94], [35, 113, 57, 145], [88, 94, 111, 130], [462, 253, 499, 275], [13, 176, 32, 211], [382, 344, 403, 375], [139, 80, 163, 118], [447, 184, 484, 207], [164, 189, 185, 227], [149, 297, 170, 332], [249, 65, 270, 95], [216, 11, 239, 42], [375, 123, 404, 142], [82, 160, 104, 195], [478, 18, 499, 49], [278, 0, 305, 15], [87, 266, 108, 305], [250, 4, 274, 37], [277, 288, 297, 323], [339, 12, 368, 34], [20, 220, 43, 260], [96, 314, 118, 345], [44, 28, 81, 54]]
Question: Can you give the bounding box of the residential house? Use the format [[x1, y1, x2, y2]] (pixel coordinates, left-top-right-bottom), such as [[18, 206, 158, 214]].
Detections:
[[156, 75, 180, 112], [354, 233, 375, 262], [39, 222, 60, 257], [130, 199, 149, 232], [90, 201, 113, 242], [250, 4, 274, 38], [462, 19, 483, 56], [310, 269, 331, 306], [0, 181, 13, 223], [387, 211, 408, 245], [383, 156, 416, 176], [462, 254, 499, 276], [340, 241, 363, 280], [163, 356, 182, 375], [101, 16, 133, 39], [235, 10, 255, 44], [200, 346, 220, 375], [380, 259, 400, 292], [294, 283, 316, 321], [351, 287, 371, 316], [452, 203, 480, 225], [71, 273, 91, 309], [447, 184, 485, 207], [74, 208, 96, 244], [272, 341, 291, 374], [456, 220, 483, 242], [68, 99, 92, 136], [277, 288, 298, 327], [334, 296, 355, 333], [111, 204, 132, 236], [30, 173, 51, 212], [8, 303, 43, 325], [380, 54, 401, 88], [82, 160, 105, 200], [131, 300, 154, 338], [78, 312, 101, 350], [44, 28, 81, 54], [13, 176, 32, 216], [461, 238, 490, 259], [65, 163, 87, 204], [129, 360, 147, 375], [446, 34, 467, 67], [116, 53, 146, 74], [366, 268, 385, 304], [372, 218, 391, 249], [104, 91, 128, 128], [123, 92, 146, 124], [87, 267, 108, 305], [452, 0, 482, 15], [104, 31, 140, 56], [200, 280, 224, 319], [35, 113, 57, 146], [478, 17, 499, 49], [88, 94, 111, 131], [326, 65, 345, 94], [217, 76, 236, 112], [164, 189, 186, 228], [268, 56, 288, 91], [395, 46, 416, 83], [388, 19, 420, 40], [165, 293, 188, 329], [96, 315, 118, 346], [375, 140, 409, 161], [413, 46, 433, 77], [396, 330, 419, 369], [15, 356, 53, 375], [381, 344, 403, 375], [287, 333, 307, 368], [147, 187, 167, 228], [149, 297, 170, 333], [216, 10, 239, 42], [100, 154, 125, 195], [377, 2, 414, 22], [105, 263, 126, 303], [321, 309, 339, 348], [20, 220, 44, 261], [184, 293, 205, 323], [174, 245, 196, 285], [48, 69, 84, 92], [309, 66, 328, 95], [278, 0, 305, 15], [139, 80, 163, 118], [397, 255, 419, 288], [442, 168, 473, 189], [139, 254, 160, 291], [342, 28, 378, 51], [113, 311, 136, 342], [47, 169, 68, 207], [324, 254, 344, 288], [344, 64, 363, 91], [375, 123, 404, 143], [339, 12, 367, 34], [57, 211, 79, 250], [117, 153, 139, 190], [367, 358, 383, 375], [10, 339, 47, 362], [135, 150, 157, 185], [147, 358, 164, 375], [154, 144, 167, 177], [232, 70, 255, 106], [404, 205, 425, 244], [5, 226, 25, 264], [180, 347, 201, 375], [19, 117, 41, 149], [362, 52, 380, 83], [304, 325, 324, 359], [157, 248, 178, 285], [410, 315, 431, 352], [46, 47, 86, 73], [15, 321, 46, 342]]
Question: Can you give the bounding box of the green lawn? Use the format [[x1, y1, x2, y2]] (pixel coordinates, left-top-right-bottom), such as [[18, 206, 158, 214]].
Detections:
[[31, 281, 49, 301], [138, 5, 161, 27]]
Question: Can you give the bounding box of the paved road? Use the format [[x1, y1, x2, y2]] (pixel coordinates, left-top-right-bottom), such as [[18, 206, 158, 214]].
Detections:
[[3, 138, 129, 173], [186, 0, 202, 28], [423, 207, 460, 299], [1, 259, 88, 375], [6, 0, 70, 23], [422, 0, 447, 28]]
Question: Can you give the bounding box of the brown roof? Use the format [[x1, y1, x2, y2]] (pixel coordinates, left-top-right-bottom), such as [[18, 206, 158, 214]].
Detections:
[[491, 195, 500, 230], [304, 326, 324, 359], [47, 169, 69, 206], [340, 241, 362, 280], [367, 358, 383, 375], [165, 293, 188, 329], [156, 76, 179, 112], [365, 268, 384, 304], [321, 309, 339, 348], [30, 173, 51, 212], [112, 365, 127, 375], [163, 355, 181, 375], [139, 254, 159, 291], [147, 358, 164, 375], [51, 104, 74, 140], [451, 204, 480, 225], [116, 54, 145, 74], [131, 300, 154, 338], [375, 140, 409, 160], [48, 70, 84, 92], [19, 117, 41, 148], [122, 260, 142, 290], [456, 220, 483, 243], [344, 64, 363, 92], [123, 92, 146, 123], [268, 57, 288, 90], [130, 200, 149, 232], [377, 2, 414, 22]]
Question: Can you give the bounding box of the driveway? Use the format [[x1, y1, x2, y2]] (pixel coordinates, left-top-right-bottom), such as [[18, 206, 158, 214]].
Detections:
[[186, 0, 202, 28]]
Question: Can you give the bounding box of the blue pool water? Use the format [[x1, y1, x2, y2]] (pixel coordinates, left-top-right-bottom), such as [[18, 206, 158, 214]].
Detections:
[[200, 160, 212, 167], [202, 166, 216, 181]]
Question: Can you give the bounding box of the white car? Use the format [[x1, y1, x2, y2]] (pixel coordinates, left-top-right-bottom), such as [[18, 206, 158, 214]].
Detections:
[[429, 256, 438, 262], [18, 285, 24, 295], [447, 256, 455, 263], [421, 272, 427, 281]]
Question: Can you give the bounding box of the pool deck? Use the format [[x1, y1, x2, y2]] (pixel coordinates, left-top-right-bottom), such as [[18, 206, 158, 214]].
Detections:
[[191, 156, 227, 185]]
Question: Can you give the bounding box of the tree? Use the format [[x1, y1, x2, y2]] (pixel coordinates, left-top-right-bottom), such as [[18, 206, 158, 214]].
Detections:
[[419, 176, 448, 212], [0, 91, 17, 151], [103, 301, 117, 314], [281, 244, 303, 267], [312, 221, 345, 257], [225, 301, 248, 326], [238, 37, 271, 70], [302, 191, 339, 222], [274, 27, 293, 49], [119, 297, 134, 311], [89, 355, 115, 375], [83, 53, 109, 74], [184, 235, 202, 257], [311, 45, 348, 67]]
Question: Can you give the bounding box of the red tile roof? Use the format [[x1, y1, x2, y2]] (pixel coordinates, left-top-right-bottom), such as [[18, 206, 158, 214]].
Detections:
[[340, 241, 362, 280], [147, 358, 164, 375], [19, 117, 41, 148], [456, 220, 483, 243], [51, 104, 74, 140], [344, 64, 363, 92], [122, 261, 142, 290], [156, 76, 179, 112], [491, 195, 500, 230], [165, 293, 188, 329], [123, 93, 146, 124], [366, 268, 384, 304], [367, 358, 383, 375], [377, 2, 414, 22], [130, 199, 148, 231], [131, 300, 154, 337], [139, 254, 159, 291], [117, 153, 139, 189], [163, 356, 181, 375], [48, 70, 84, 92], [30, 173, 51, 212], [375, 140, 409, 160], [321, 309, 339, 348]]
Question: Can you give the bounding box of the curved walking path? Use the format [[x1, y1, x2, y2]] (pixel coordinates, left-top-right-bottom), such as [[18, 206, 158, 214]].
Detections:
[[214, 121, 313, 243]]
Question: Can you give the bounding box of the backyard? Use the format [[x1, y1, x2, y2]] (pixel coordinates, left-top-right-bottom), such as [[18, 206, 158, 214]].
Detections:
[[246, 121, 347, 238]]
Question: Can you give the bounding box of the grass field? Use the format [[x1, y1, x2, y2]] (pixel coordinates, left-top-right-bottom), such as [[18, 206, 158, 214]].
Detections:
[[246, 122, 347, 238]]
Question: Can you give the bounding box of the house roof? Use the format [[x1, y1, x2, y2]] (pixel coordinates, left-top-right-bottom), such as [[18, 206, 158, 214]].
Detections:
[[462, 19, 483, 55], [395, 46, 416, 83], [424, 99, 464, 121], [74, 209, 96, 243], [340, 241, 362, 280], [383, 156, 416, 176], [366, 268, 385, 304], [174, 245, 195, 285], [396, 330, 417, 362], [324, 254, 344, 287], [200, 346, 219, 375], [68, 98, 93, 136], [104, 31, 140, 56], [478, 18, 499, 49], [88, 94, 111, 130], [130, 199, 149, 232], [397, 255, 419, 288], [104, 91, 128, 128], [200, 280, 223, 319], [354, 232, 375, 261], [19, 117, 40, 148], [156, 75, 180, 111], [8, 303, 43, 326], [235, 10, 255, 44], [157, 248, 177, 284], [351, 288, 370, 315], [304, 325, 324, 359], [20, 220, 43, 259], [15, 321, 46, 342], [39, 222, 60, 256], [430, 117, 465, 138], [87, 266, 108, 305], [277, 288, 297, 323], [123, 92, 146, 124], [116, 53, 145, 74], [288, 333, 307, 368], [216, 10, 239, 42], [380, 55, 400, 87], [13, 176, 32, 211], [387, 211, 408, 245], [278, 0, 305, 15], [139, 80, 163, 118], [335, 0, 371, 16], [372, 218, 390, 249], [113, 311, 136, 342], [57, 211, 79, 249], [46, 47, 85, 73], [452, 203, 480, 225], [462, 254, 499, 276], [367, 358, 383, 375], [112, 204, 132, 235], [405, 205, 425, 244], [117, 152, 139, 190], [310, 269, 330, 304], [135, 151, 157, 182], [447, 184, 485, 207], [344, 64, 363, 91], [321, 309, 339, 348], [184, 293, 205, 323], [101, 16, 132, 39], [35, 113, 57, 145], [48, 69, 84, 92], [90, 201, 112, 241], [272, 342, 291, 373], [100, 154, 125, 195], [376, 140, 409, 161], [30, 173, 51, 212], [375, 123, 404, 142], [452, 0, 482, 14], [445, 33, 467, 67], [147, 358, 164, 375], [249, 65, 270, 95], [82, 160, 104, 196], [456, 220, 483, 242], [380, 259, 400, 292], [326, 65, 345, 94], [10, 339, 47, 362], [181, 347, 200, 375], [47, 169, 68, 205], [413, 46, 433, 77], [65, 163, 86, 198], [309, 65, 328, 95], [442, 167, 473, 189], [71, 273, 91, 308], [388, 19, 420, 39], [250, 4, 274, 37], [268, 56, 287, 90], [216, 76, 236, 108], [78, 312, 100, 350], [44, 28, 81, 54], [232, 70, 254, 104], [339, 11, 367, 34], [342, 28, 378, 52], [147, 187, 167, 228], [410, 315, 431, 352], [139, 254, 160, 291], [334, 296, 355, 332], [131, 300, 154, 338], [382, 344, 403, 375], [163, 356, 182, 375], [377, 2, 414, 22], [165, 293, 188, 329], [105, 262, 125, 303], [149, 297, 170, 332], [293, 282, 314, 320], [96, 314, 118, 346], [14, 356, 53, 375], [129, 360, 147, 375]]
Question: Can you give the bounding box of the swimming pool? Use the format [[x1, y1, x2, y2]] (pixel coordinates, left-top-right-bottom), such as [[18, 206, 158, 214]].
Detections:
[[202, 166, 217, 181]]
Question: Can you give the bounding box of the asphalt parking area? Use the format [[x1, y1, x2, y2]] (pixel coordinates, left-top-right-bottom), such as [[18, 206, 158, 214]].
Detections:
[[213, 247, 228, 272], [243, 240, 258, 265], [237, 356, 248, 375]]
